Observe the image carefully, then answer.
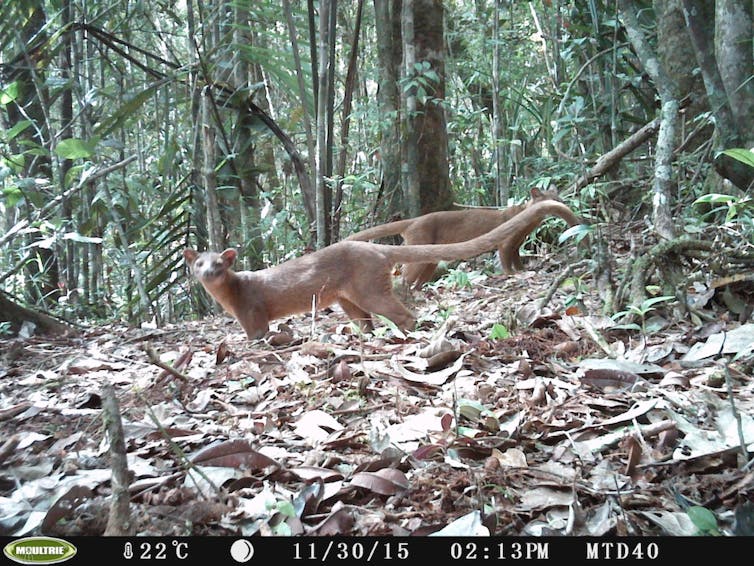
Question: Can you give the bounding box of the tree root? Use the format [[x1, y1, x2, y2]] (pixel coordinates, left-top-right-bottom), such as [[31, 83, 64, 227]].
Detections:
[[628, 237, 754, 309]]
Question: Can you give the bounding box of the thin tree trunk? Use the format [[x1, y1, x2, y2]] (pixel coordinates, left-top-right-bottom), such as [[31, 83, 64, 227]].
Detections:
[[283, 0, 317, 183], [315, 0, 334, 248], [333, 0, 364, 240], [325, 1, 337, 242], [201, 90, 224, 250], [233, 3, 264, 269], [414, 0, 451, 213], [680, 0, 740, 148], [186, 0, 209, 256], [714, 0, 754, 147], [401, 0, 421, 217], [491, 0, 507, 205], [60, 0, 76, 297], [619, 0, 677, 241], [373, 0, 403, 218], [308, 0, 319, 115]]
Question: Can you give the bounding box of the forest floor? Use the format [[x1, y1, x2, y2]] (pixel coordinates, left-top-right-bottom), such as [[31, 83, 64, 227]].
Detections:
[[2, 247, 754, 539]]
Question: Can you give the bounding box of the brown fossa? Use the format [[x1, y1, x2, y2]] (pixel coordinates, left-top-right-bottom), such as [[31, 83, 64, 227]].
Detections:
[[184, 200, 578, 340], [346, 187, 579, 288]]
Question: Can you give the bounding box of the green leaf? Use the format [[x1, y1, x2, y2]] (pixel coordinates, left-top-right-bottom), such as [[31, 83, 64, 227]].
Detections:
[[95, 85, 161, 136], [611, 322, 642, 332], [276, 500, 296, 518], [721, 148, 754, 169], [0, 81, 20, 105], [693, 193, 737, 206], [458, 398, 486, 421], [558, 223, 592, 244], [640, 295, 675, 309], [56, 138, 97, 159], [686, 505, 721, 536], [374, 314, 407, 339], [4, 120, 32, 141], [490, 323, 510, 340], [2, 185, 24, 207]]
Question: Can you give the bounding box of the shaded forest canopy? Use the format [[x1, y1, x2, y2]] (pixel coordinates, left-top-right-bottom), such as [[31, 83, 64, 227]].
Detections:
[[0, 1, 752, 333]]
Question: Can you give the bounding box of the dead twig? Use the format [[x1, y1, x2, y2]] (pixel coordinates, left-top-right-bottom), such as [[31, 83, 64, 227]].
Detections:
[[0, 435, 20, 466], [102, 384, 134, 535], [143, 344, 189, 382]]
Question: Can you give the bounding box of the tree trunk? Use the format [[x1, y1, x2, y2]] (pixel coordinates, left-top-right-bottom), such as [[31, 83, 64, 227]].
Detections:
[[283, 0, 317, 191], [681, 0, 754, 190], [59, 0, 76, 297], [715, 0, 754, 148], [680, 0, 739, 148], [414, 0, 452, 214], [6, 2, 59, 306], [201, 91, 224, 250], [373, 0, 403, 218], [333, 0, 365, 240], [491, 0, 507, 205], [233, 4, 265, 269], [655, 0, 708, 129], [401, 0, 421, 217], [315, 0, 335, 248], [619, 0, 677, 240]]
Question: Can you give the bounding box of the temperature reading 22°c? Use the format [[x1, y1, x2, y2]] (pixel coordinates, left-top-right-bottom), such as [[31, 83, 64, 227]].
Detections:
[[123, 541, 189, 560]]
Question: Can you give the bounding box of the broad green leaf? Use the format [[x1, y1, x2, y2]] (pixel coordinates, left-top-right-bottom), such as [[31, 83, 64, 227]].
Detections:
[[95, 84, 161, 136], [2, 185, 24, 207], [686, 505, 721, 536], [458, 399, 485, 421], [693, 193, 737, 206], [276, 500, 296, 518], [490, 323, 510, 340], [4, 153, 26, 173], [4, 120, 32, 141], [56, 138, 97, 159], [721, 148, 754, 169], [641, 295, 676, 309], [558, 223, 593, 244], [0, 81, 19, 105]]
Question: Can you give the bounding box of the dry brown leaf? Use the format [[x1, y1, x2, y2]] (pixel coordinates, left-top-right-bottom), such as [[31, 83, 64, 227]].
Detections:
[[41, 485, 94, 533], [582, 368, 642, 391], [288, 466, 344, 482], [332, 359, 351, 383], [350, 468, 409, 495], [308, 503, 354, 535], [189, 439, 281, 471]]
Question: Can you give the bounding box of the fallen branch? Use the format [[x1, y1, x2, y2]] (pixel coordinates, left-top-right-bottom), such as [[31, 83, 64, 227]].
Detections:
[[568, 118, 660, 193]]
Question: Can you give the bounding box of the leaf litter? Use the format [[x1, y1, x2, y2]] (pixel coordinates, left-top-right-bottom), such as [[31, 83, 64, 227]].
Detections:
[[1, 255, 754, 537]]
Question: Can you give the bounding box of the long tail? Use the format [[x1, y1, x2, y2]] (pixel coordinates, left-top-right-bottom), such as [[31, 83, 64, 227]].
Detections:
[[526, 204, 580, 232], [378, 200, 579, 263], [345, 218, 415, 241]]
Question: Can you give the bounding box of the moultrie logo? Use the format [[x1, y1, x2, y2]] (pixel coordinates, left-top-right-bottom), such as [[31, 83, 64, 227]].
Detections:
[[3, 537, 78, 565]]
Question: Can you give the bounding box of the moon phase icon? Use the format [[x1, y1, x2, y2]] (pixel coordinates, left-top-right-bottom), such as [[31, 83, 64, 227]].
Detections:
[[230, 539, 255, 563]]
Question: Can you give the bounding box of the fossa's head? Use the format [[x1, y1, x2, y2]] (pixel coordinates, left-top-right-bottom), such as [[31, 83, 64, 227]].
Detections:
[[529, 184, 561, 203], [183, 248, 237, 281]]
